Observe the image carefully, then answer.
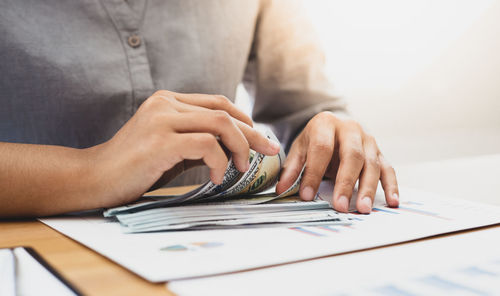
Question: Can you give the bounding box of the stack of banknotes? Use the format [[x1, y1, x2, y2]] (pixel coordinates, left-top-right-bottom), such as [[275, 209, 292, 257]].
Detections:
[[104, 128, 351, 233]]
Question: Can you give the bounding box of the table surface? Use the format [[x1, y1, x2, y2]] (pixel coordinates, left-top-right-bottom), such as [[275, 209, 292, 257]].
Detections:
[[1, 154, 499, 295], [0, 186, 200, 296]]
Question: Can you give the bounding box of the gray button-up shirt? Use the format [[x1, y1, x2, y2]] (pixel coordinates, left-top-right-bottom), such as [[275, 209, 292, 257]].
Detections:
[[0, 0, 346, 186]]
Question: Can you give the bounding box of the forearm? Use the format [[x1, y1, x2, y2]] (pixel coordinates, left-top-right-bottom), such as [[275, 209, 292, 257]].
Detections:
[[0, 142, 101, 217]]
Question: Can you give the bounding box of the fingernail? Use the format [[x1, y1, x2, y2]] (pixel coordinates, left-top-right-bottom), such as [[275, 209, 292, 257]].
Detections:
[[301, 186, 315, 201], [391, 192, 400, 207], [270, 140, 281, 151], [245, 160, 250, 172], [360, 196, 372, 214], [338, 195, 349, 212]]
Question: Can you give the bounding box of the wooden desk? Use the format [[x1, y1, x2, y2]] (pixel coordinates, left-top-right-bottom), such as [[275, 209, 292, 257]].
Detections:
[[0, 186, 198, 296], [6, 223, 498, 296]]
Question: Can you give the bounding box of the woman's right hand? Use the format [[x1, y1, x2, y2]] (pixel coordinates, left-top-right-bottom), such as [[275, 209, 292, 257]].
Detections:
[[89, 90, 280, 208]]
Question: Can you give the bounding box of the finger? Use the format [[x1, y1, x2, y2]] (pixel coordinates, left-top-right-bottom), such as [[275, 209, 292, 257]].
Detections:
[[155, 94, 208, 113], [299, 126, 336, 201], [356, 136, 381, 214], [174, 133, 229, 184], [234, 120, 280, 156], [332, 126, 365, 213], [379, 154, 399, 207], [158, 90, 254, 127], [160, 97, 278, 157], [276, 137, 306, 195], [169, 111, 250, 173]]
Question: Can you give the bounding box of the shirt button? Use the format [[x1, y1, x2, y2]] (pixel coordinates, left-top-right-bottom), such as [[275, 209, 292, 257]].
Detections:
[[127, 34, 141, 48]]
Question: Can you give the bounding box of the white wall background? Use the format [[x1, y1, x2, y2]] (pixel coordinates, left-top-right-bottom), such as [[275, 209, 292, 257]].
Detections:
[[240, 0, 500, 165], [307, 0, 500, 164]]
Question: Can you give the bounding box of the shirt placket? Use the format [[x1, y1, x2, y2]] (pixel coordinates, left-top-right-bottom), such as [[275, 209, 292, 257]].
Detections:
[[100, 0, 155, 114]]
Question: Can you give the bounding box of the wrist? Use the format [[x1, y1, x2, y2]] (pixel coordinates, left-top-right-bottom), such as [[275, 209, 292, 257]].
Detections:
[[77, 144, 117, 209]]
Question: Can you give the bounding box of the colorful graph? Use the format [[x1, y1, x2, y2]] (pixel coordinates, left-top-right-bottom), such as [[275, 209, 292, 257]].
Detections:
[[191, 242, 224, 248], [317, 225, 340, 233], [461, 266, 497, 277], [350, 207, 399, 215], [372, 207, 399, 214], [401, 201, 424, 206], [290, 199, 453, 238], [361, 200, 451, 220], [161, 244, 188, 252], [160, 241, 224, 252], [356, 258, 500, 295], [290, 227, 325, 237], [397, 206, 451, 220], [419, 275, 487, 295], [349, 217, 364, 221], [290, 225, 341, 237], [373, 285, 416, 296]]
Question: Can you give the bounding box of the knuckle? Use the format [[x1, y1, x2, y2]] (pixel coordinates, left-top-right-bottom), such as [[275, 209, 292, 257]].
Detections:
[[143, 94, 173, 110], [337, 177, 356, 188], [365, 134, 377, 145], [383, 180, 399, 192], [344, 119, 363, 130], [360, 188, 377, 198], [365, 157, 381, 170], [340, 120, 364, 135], [390, 166, 396, 173], [242, 142, 250, 153], [344, 148, 365, 163], [311, 140, 333, 155], [288, 139, 301, 153], [316, 111, 332, 120], [236, 138, 250, 153], [213, 95, 230, 108], [312, 111, 336, 125], [215, 94, 230, 102], [152, 89, 168, 97], [246, 127, 260, 141], [213, 110, 231, 124], [382, 162, 395, 172], [142, 95, 162, 109], [212, 154, 228, 168], [305, 170, 324, 183], [285, 166, 303, 180], [199, 134, 218, 147]]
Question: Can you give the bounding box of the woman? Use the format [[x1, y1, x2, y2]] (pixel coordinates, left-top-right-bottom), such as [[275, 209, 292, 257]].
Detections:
[[0, 0, 398, 217]]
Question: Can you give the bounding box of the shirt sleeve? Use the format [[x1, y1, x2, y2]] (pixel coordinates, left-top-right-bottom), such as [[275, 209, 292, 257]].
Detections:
[[243, 0, 348, 151]]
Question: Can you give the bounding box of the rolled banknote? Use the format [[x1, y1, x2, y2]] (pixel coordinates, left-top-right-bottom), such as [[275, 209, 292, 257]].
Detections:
[[104, 126, 303, 217]]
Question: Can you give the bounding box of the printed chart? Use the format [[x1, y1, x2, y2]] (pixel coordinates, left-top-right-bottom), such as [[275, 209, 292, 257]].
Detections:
[[41, 184, 500, 282], [169, 225, 500, 295]]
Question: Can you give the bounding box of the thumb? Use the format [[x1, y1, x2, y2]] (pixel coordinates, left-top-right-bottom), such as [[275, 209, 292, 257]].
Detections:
[[276, 141, 306, 195]]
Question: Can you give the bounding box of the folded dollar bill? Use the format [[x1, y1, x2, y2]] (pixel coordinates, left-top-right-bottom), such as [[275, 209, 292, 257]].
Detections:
[[104, 127, 348, 232], [115, 198, 350, 233], [105, 127, 300, 217]]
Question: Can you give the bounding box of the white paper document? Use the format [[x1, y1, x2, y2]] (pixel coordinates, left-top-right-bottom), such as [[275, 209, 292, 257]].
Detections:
[[40, 183, 500, 282], [0, 247, 78, 296], [168, 226, 500, 296], [0, 249, 16, 296]]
